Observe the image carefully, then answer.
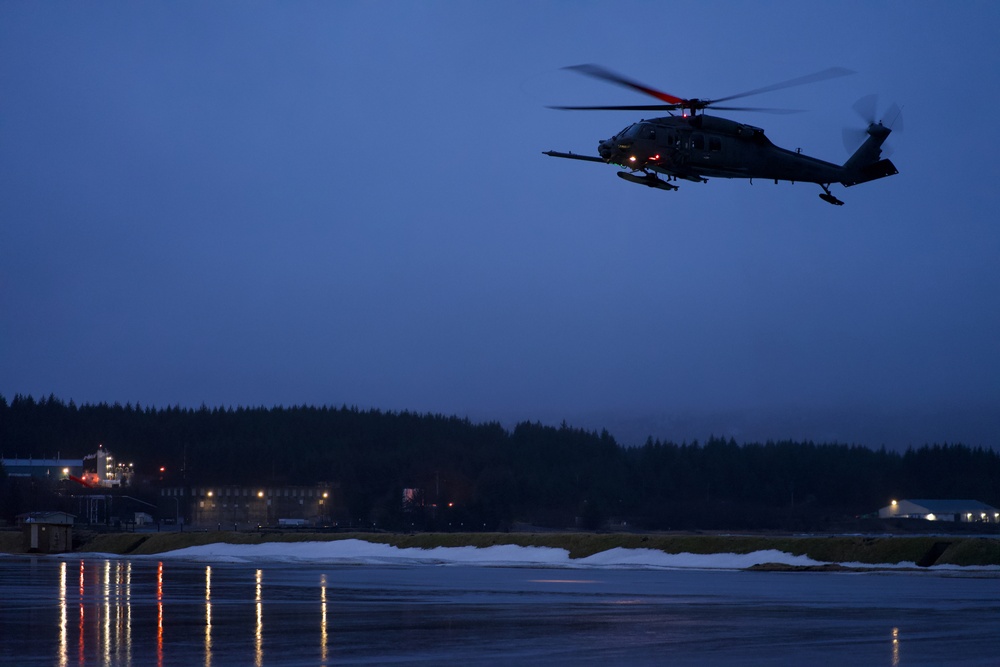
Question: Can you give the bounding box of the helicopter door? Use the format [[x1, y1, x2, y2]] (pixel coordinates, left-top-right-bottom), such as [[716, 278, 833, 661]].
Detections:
[[692, 134, 724, 164], [656, 131, 678, 153]]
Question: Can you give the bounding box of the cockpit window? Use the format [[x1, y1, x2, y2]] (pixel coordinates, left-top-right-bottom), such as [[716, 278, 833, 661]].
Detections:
[[618, 124, 639, 139]]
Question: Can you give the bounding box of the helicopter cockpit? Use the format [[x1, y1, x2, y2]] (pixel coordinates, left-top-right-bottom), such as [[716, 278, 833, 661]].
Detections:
[[614, 124, 640, 146], [598, 124, 641, 162], [598, 122, 671, 169]]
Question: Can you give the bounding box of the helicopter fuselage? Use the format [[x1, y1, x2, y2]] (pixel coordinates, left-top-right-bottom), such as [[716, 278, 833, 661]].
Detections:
[[544, 64, 899, 204], [600, 114, 845, 186]]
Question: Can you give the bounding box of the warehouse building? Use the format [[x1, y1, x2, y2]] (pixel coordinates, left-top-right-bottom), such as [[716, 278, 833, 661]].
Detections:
[[161, 484, 338, 528], [878, 499, 999, 523]]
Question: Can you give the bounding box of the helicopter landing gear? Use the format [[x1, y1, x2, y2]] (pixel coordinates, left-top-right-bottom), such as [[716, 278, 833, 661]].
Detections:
[[819, 183, 844, 206], [617, 171, 678, 191]]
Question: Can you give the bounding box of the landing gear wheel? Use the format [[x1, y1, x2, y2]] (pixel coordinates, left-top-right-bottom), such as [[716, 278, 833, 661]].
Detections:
[[819, 184, 844, 206]]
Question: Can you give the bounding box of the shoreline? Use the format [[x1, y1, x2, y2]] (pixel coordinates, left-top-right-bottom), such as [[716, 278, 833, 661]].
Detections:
[[3, 529, 998, 568]]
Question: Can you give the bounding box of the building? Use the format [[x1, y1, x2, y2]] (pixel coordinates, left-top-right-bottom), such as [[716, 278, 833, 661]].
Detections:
[[878, 499, 1000, 523], [1, 456, 84, 480], [17, 511, 75, 553], [161, 484, 338, 528], [2, 444, 133, 488]]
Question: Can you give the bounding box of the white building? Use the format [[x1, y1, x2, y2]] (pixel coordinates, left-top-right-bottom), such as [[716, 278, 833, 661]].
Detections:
[[2, 444, 132, 488], [878, 499, 1000, 523]]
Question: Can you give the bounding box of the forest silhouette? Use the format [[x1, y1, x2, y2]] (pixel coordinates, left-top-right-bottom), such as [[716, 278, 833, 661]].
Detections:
[[2, 394, 997, 531]]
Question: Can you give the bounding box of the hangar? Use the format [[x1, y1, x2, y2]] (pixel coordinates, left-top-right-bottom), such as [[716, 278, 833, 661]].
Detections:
[[878, 499, 999, 523]]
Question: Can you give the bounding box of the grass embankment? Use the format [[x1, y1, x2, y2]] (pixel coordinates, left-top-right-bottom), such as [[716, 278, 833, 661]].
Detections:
[[0, 531, 22, 553], [43, 530, 999, 567]]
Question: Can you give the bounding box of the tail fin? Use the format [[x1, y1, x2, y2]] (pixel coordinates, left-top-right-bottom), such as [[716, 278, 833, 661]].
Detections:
[[841, 122, 898, 186]]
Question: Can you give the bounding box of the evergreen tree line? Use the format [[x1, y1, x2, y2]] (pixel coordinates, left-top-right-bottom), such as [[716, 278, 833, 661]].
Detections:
[[1, 394, 997, 530]]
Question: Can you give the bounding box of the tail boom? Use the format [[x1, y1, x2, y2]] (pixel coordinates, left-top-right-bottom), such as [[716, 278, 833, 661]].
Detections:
[[841, 157, 897, 187]]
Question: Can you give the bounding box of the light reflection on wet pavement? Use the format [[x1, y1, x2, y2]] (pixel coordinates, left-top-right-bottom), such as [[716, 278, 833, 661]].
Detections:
[[2, 555, 998, 666]]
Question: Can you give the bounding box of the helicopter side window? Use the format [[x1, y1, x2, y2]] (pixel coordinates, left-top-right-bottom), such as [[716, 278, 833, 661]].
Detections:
[[709, 137, 722, 151], [692, 134, 705, 150]]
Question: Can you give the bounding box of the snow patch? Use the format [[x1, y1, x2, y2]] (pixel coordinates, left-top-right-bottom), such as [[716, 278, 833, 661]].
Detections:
[[149, 539, 826, 570]]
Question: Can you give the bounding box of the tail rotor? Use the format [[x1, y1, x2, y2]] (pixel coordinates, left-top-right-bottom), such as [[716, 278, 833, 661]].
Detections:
[[843, 94, 903, 157]]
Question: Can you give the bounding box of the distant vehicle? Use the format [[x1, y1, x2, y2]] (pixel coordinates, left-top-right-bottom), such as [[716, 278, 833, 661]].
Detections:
[[544, 65, 900, 205]]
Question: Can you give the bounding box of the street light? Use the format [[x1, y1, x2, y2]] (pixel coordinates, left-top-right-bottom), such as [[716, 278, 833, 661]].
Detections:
[[257, 491, 267, 527]]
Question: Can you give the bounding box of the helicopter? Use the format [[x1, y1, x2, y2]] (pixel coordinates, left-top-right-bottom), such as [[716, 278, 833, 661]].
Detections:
[[543, 65, 899, 205]]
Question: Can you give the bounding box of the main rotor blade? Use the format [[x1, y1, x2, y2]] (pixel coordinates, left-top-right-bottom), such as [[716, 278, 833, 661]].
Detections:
[[548, 104, 679, 111], [710, 105, 803, 115], [548, 103, 801, 114], [564, 64, 685, 105], [558, 64, 851, 114], [711, 67, 856, 105]]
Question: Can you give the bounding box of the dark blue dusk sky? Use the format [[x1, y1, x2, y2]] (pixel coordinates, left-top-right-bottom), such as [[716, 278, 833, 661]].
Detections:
[[2, 2, 998, 448]]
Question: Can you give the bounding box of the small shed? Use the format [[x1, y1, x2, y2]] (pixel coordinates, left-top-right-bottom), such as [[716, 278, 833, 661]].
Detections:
[[18, 511, 75, 553]]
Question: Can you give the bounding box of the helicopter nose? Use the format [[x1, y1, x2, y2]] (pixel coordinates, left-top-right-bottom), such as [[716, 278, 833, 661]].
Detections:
[[598, 139, 614, 159]]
